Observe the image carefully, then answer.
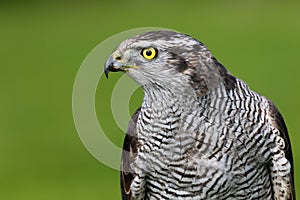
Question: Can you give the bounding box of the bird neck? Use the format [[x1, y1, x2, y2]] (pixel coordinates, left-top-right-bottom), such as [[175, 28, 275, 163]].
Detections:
[[142, 86, 197, 112], [137, 84, 229, 156]]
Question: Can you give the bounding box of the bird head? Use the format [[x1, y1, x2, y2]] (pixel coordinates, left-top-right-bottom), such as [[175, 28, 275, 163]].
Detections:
[[105, 30, 224, 96]]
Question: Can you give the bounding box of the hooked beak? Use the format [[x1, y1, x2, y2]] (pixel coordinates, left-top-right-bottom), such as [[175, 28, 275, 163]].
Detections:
[[104, 55, 125, 78]]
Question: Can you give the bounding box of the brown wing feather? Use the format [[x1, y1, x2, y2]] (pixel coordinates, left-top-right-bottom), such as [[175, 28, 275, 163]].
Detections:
[[267, 100, 295, 200], [121, 108, 140, 200]]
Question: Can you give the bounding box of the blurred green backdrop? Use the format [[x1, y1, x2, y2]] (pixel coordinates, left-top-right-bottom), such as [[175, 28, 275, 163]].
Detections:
[[1, 0, 299, 199]]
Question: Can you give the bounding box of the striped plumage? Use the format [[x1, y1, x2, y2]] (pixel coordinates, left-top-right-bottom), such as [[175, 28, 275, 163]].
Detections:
[[105, 31, 295, 199]]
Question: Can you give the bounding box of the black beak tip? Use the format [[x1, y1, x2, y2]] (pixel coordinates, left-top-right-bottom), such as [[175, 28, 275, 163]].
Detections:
[[104, 55, 114, 79], [104, 67, 109, 79]]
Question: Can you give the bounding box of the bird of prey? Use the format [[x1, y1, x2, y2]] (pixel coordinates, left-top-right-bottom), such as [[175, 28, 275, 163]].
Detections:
[[104, 30, 295, 200]]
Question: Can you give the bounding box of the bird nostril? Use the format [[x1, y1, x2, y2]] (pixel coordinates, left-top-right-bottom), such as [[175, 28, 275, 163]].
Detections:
[[115, 56, 122, 60]]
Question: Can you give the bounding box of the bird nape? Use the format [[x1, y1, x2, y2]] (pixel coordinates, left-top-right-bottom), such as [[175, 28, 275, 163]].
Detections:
[[104, 30, 295, 200]]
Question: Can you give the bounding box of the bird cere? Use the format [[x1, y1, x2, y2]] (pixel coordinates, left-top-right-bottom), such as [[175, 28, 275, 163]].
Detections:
[[104, 31, 295, 199]]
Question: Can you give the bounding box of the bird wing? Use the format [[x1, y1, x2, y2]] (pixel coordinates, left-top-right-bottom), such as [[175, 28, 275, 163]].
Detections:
[[121, 108, 140, 200], [266, 100, 295, 200]]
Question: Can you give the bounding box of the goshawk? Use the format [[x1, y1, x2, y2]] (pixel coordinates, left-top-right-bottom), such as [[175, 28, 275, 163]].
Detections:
[[104, 30, 295, 200]]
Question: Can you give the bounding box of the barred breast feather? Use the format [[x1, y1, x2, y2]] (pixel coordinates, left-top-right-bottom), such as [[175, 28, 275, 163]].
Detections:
[[121, 76, 294, 200]]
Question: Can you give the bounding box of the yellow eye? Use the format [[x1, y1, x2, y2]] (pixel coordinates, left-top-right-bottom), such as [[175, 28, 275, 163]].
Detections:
[[141, 48, 157, 60]]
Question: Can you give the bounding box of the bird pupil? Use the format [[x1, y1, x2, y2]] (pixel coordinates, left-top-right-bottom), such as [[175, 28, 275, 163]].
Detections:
[[146, 50, 152, 56]]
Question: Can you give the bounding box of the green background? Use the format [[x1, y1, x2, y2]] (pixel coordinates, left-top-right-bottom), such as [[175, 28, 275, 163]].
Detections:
[[1, 0, 299, 199]]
